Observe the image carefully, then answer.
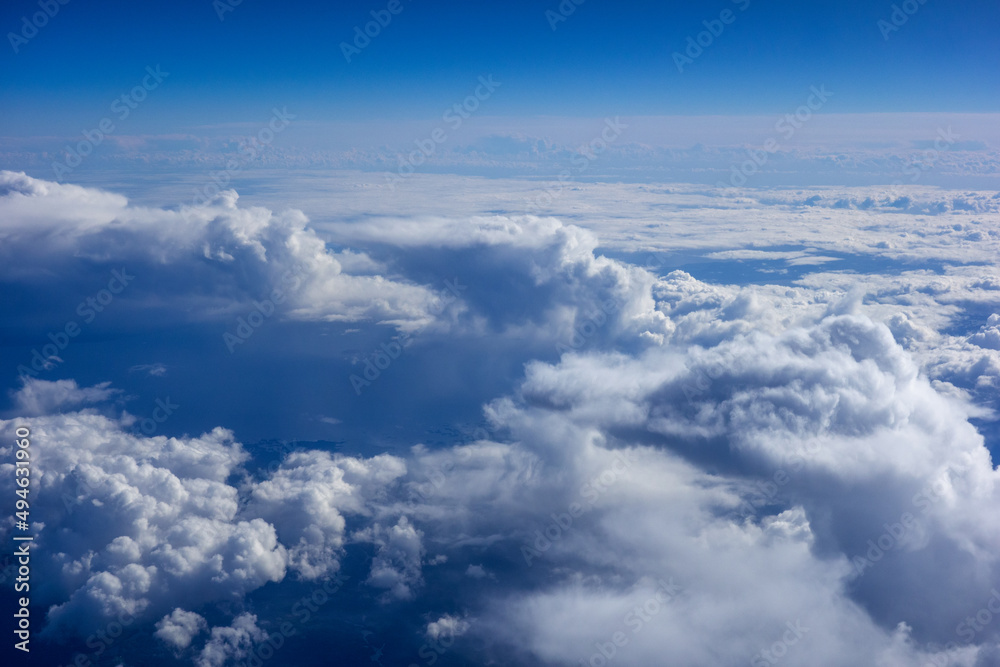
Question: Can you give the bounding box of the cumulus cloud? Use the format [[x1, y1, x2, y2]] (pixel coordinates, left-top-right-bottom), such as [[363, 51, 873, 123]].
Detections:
[[0, 380, 404, 640], [246, 449, 406, 580], [6, 297, 994, 666], [426, 614, 469, 641], [329, 260, 995, 664], [439, 305, 997, 663], [971, 314, 1000, 350], [326, 213, 672, 349], [0, 170, 442, 330], [155, 609, 208, 651], [6, 400, 289, 639], [357, 515, 425, 600], [195, 613, 266, 667], [4, 171, 1000, 666]]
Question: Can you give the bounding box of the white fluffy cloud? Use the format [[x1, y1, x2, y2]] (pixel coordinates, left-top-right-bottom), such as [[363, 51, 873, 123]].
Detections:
[[380, 306, 998, 666], [0, 170, 441, 330], [971, 314, 1000, 350], [195, 613, 266, 667], [0, 380, 408, 640], [426, 614, 469, 641], [155, 609, 208, 651], [356, 515, 425, 600], [3, 171, 1000, 665], [0, 401, 286, 638], [246, 449, 406, 580]]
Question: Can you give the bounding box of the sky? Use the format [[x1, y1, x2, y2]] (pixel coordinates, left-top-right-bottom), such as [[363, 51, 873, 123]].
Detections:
[[1, 2, 1000, 667], [1, 0, 999, 135]]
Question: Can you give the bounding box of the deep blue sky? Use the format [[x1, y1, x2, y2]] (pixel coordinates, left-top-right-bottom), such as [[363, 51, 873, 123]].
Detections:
[[1, 0, 998, 134]]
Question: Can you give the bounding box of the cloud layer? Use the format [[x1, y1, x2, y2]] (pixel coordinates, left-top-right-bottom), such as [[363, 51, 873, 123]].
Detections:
[[1, 172, 998, 666]]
